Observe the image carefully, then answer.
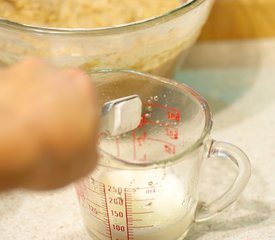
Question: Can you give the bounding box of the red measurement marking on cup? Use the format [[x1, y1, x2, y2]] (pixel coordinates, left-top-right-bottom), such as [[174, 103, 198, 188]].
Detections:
[[146, 137, 175, 145], [139, 115, 173, 128], [166, 127, 179, 140], [139, 103, 181, 128], [125, 189, 133, 240], [85, 183, 157, 240], [86, 198, 102, 208], [141, 154, 147, 161], [93, 228, 111, 239], [75, 182, 86, 202], [132, 131, 137, 160], [85, 178, 113, 240], [132, 130, 150, 161], [144, 103, 181, 122], [138, 115, 147, 128], [132, 130, 178, 159], [164, 144, 176, 154], [102, 184, 113, 239], [88, 203, 101, 215], [146, 137, 177, 155], [132, 225, 154, 228], [167, 111, 181, 122], [124, 187, 156, 240], [131, 211, 154, 214], [88, 209, 106, 222], [131, 198, 155, 202], [144, 103, 179, 112], [112, 103, 182, 161], [136, 132, 147, 146], [85, 185, 103, 195]]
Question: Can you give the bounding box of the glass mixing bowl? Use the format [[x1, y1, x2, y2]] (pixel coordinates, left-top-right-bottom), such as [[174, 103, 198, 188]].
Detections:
[[0, 0, 214, 77]]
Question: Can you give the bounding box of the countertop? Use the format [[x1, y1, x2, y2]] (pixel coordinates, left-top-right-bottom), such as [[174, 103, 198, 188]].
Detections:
[[1, 39, 275, 240]]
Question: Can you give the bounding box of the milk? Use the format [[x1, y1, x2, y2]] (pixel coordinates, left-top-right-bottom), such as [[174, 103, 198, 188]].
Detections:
[[78, 167, 197, 240]]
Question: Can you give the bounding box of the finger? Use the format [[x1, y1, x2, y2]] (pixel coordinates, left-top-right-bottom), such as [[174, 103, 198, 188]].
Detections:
[[22, 142, 98, 190], [45, 68, 99, 164]]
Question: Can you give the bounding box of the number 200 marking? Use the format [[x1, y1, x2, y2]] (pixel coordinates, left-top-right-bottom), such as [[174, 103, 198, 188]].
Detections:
[[109, 197, 123, 205]]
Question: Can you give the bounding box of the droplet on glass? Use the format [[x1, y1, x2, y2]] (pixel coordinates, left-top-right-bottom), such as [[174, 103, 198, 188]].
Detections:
[[145, 113, 151, 118]]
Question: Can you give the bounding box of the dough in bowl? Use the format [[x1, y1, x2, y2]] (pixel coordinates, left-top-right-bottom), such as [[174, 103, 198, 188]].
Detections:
[[0, 0, 184, 28]]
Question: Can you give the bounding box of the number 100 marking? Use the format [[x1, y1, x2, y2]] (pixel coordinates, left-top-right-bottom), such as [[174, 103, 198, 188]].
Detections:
[[113, 224, 126, 232]]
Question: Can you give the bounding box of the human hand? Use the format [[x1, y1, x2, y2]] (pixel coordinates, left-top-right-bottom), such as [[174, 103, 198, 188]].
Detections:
[[0, 58, 99, 191]]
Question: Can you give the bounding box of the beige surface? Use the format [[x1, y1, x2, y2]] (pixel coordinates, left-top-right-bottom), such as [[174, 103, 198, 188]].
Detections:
[[1, 39, 275, 239], [200, 0, 275, 40]]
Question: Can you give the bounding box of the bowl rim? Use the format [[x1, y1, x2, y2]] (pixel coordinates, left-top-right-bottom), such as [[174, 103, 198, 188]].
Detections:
[[0, 0, 206, 35]]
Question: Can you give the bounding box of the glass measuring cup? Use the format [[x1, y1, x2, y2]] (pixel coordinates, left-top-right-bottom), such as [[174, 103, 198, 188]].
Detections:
[[75, 70, 251, 240]]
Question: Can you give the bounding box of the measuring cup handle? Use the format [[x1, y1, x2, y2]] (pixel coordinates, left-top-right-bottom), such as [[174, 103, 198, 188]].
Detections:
[[195, 140, 251, 223]]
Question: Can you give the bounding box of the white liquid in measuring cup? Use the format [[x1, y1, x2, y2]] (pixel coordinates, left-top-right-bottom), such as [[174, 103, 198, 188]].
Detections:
[[77, 167, 196, 240]]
